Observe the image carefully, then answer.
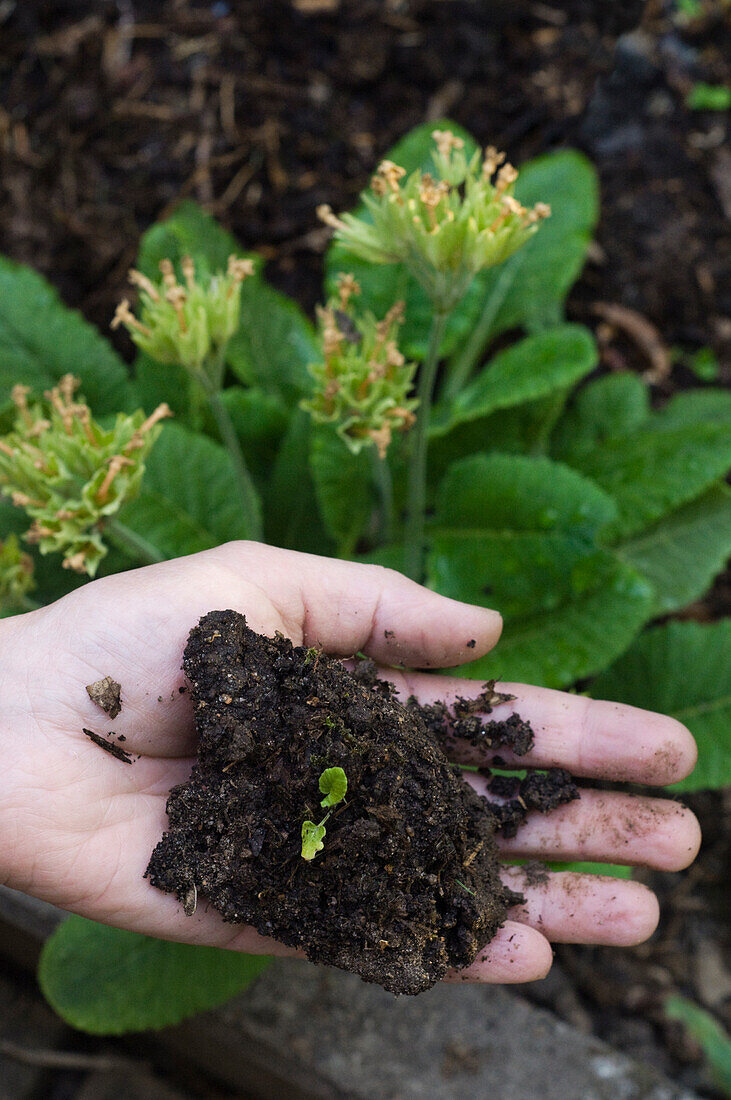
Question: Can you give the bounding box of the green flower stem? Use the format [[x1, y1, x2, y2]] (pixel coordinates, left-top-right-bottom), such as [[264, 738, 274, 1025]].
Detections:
[[442, 251, 526, 402], [371, 448, 393, 547], [107, 519, 166, 566], [404, 309, 449, 581], [207, 390, 263, 542]]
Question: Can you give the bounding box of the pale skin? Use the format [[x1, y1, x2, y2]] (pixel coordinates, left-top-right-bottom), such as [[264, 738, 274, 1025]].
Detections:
[[0, 542, 701, 982]]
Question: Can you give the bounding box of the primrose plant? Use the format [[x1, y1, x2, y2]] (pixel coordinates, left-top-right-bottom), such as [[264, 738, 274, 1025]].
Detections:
[[301, 767, 349, 861], [319, 130, 550, 577], [1, 118, 729, 1037]]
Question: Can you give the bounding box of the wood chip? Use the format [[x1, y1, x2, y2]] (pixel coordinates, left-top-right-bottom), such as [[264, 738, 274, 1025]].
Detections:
[[86, 676, 122, 718], [82, 728, 133, 764]]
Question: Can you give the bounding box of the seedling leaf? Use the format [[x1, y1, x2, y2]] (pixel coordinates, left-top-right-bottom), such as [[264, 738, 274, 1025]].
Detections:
[[319, 766, 348, 808], [301, 820, 327, 861]]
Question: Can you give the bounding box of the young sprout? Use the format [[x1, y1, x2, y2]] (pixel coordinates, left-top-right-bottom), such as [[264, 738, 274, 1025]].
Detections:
[[300, 766, 348, 861], [319, 765, 348, 807]]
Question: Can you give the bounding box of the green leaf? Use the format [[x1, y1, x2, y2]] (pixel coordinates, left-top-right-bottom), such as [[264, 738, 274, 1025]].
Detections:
[[310, 427, 374, 555], [664, 996, 731, 1094], [430, 453, 617, 619], [428, 392, 572, 488], [132, 352, 191, 420], [227, 276, 318, 405], [319, 766, 348, 807], [454, 560, 653, 688], [326, 123, 597, 361], [591, 620, 731, 792], [430, 325, 597, 438], [649, 388, 731, 431], [39, 916, 270, 1035], [266, 411, 334, 554], [551, 372, 651, 462], [0, 257, 133, 415], [137, 202, 317, 405], [550, 862, 633, 879], [301, 820, 327, 861], [617, 484, 731, 615], [120, 422, 255, 558], [567, 420, 731, 540]]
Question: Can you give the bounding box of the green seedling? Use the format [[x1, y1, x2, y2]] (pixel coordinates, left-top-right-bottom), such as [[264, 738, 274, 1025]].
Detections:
[[319, 766, 348, 807], [301, 766, 348, 861]]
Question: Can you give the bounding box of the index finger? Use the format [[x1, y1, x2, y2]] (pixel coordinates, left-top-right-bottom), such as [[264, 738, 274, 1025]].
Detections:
[[392, 673, 698, 786]]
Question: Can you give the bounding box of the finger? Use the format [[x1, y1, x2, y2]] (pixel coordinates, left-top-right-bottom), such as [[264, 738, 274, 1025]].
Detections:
[[36, 544, 502, 757], [470, 785, 702, 871], [395, 673, 697, 785], [445, 921, 553, 983], [257, 544, 503, 667], [500, 867, 660, 945]]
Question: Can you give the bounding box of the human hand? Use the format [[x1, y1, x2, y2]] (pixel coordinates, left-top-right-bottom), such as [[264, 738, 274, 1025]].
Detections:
[[0, 542, 700, 983]]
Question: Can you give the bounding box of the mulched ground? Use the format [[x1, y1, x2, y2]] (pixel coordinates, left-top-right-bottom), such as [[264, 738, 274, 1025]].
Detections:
[[0, 1, 729, 1095]]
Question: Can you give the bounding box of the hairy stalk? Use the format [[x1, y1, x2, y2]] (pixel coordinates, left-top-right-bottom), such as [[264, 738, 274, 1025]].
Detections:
[[107, 519, 165, 566], [442, 251, 526, 401], [371, 448, 394, 547], [404, 310, 448, 581]]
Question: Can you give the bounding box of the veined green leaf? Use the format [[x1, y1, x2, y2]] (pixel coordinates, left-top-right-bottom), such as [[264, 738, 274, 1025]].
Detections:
[[430, 453, 617, 619], [453, 561, 653, 689], [569, 421, 731, 540], [617, 484, 731, 615], [120, 422, 255, 558], [0, 257, 133, 415], [428, 454, 650, 684], [554, 380, 731, 539], [430, 325, 597, 438], [457, 562, 653, 688], [591, 620, 731, 792], [551, 372, 650, 461], [39, 917, 270, 1035], [649, 388, 731, 431]]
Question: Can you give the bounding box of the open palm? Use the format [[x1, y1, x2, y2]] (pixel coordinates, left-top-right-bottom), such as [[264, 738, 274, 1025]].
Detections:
[[0, 543, 700, 983]]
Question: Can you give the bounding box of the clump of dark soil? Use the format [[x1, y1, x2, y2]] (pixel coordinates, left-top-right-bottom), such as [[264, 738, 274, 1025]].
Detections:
[[147, 610, 579, 994]]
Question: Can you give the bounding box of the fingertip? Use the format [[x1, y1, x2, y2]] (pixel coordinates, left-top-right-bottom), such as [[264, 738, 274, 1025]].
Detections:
[[657, 805, 702, 871], [621, 881, 660, 946], [431, 597, 502, 667], [661, 719, 698, 785], [449, 921, 553, 984]]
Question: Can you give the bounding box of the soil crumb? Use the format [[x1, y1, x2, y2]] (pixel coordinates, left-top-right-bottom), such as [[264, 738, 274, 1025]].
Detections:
[[85, 676, 122, 719], [146, 611, 577, 994], [82, 727, 133, 764]]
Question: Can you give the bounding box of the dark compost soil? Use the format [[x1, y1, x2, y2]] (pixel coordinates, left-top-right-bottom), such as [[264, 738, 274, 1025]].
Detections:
[[145, 610, 577, 994]]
